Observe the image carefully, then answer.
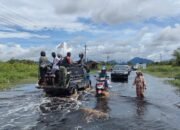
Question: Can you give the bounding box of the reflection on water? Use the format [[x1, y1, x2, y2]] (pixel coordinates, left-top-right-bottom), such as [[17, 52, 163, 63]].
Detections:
[[111, 79, 128, 83], [135, 98, 147, 118], [94, 97, 110, 113]]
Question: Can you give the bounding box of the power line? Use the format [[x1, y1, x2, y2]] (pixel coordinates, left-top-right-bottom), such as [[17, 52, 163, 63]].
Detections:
[[0, 2, 37, 28]]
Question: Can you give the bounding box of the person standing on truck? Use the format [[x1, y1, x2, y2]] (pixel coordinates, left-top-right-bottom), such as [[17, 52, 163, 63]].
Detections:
[[51, 52, 60, 72], [51, 52, 60, 83], [77, 53, 85, 65], [59, 52, 72, 87], [57, 53, 63, 66], [39, 51, 49, 84], [62, 52, 73, 67]]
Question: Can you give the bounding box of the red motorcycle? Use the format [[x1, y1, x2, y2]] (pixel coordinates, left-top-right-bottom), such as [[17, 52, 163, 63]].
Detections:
[[95, 77, 109, 97]]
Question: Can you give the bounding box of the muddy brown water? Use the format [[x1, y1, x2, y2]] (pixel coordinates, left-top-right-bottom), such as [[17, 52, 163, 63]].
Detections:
[[0, 72, 180, 130]]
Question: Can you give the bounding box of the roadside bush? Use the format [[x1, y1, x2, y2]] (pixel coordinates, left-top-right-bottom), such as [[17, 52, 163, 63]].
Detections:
[[0, 61, 38, 89]]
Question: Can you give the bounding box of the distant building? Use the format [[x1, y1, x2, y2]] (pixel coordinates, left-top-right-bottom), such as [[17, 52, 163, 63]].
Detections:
[[134, 63, 147, 69], [86, 61, 99, 69]]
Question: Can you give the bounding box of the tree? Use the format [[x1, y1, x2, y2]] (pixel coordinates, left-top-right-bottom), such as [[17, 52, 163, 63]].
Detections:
[[173, 48, 180, 65]]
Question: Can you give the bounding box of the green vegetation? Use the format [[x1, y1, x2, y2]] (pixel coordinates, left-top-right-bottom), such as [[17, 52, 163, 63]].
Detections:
[[143, 65, 180, 87], [90, 63, 112, 74], [0, 59, 38, 90], [142, 48, 180, 87], [173, 48, 180, 66]]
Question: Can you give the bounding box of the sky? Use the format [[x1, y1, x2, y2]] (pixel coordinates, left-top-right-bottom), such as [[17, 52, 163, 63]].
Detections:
[[0, 0, 180, 62]]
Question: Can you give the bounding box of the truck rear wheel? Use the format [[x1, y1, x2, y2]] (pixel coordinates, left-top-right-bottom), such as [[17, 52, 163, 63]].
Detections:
[[69, 87, 77, 95]]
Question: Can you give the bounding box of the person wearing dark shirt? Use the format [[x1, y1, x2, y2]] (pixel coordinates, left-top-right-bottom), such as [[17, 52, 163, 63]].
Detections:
[[39, 51, 49, 84]]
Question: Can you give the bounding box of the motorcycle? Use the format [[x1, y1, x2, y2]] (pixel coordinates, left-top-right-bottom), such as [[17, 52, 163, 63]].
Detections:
[[95, 76, 110, 97]]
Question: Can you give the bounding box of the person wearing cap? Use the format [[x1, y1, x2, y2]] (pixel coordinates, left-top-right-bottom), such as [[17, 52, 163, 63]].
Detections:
[[133, 71, 147, 98]]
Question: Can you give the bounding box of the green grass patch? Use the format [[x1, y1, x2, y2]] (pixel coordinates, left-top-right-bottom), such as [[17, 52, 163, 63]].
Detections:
[[168, 80, 180, 87], [0, 62, 38, 90], [143, 65, 180, 87]]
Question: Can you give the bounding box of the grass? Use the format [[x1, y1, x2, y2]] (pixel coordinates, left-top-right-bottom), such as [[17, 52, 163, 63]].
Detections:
[[0, 62, 38, 90], [90, 64, 112, 74], [143, 65, 180, 87]]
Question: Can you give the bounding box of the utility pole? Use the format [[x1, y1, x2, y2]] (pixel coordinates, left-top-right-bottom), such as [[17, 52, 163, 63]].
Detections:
[[84, 44, 87, 62], [160, 53, 162, 62], [107, 55, 109, 64]]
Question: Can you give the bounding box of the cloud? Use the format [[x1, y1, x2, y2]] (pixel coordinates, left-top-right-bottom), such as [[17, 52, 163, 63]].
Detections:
[[0, 23, 180, 62], [54, 0, 180, 25], [0, 31, 50, 39], [67, 24, 180, 62], [0, 0, 180, 62], [0, 43, 50, 61], [0, 0, 180, 31]]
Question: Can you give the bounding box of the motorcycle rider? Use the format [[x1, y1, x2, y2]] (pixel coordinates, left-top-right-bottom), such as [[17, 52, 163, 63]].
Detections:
[[99, 66, 107, 78], [98, 66, 108, 89]]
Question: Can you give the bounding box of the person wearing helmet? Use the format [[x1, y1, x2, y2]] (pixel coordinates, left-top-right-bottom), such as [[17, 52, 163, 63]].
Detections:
[[39, 51, 49, 84], [99, 66, 107, 78], [99, 66, 108, 88]]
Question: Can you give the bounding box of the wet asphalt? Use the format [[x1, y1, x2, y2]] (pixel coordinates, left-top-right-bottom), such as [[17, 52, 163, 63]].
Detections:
[[0, 71, 180, 130]]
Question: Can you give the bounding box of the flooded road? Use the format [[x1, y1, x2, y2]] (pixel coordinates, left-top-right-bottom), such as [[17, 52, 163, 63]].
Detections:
[[0, 72, 180, 130]]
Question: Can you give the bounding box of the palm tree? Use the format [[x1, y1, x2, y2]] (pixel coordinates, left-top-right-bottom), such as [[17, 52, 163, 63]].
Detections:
[[173, 48, 180, 65]]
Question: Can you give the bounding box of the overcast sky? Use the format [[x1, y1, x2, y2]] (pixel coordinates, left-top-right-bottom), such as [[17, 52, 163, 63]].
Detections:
[[0, 0, 180, 62]]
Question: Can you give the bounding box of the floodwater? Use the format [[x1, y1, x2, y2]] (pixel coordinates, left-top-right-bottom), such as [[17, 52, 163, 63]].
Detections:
[[0, 72, 180, 130]]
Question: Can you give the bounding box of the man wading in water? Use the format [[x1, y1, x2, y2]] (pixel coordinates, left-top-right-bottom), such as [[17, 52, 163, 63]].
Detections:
[[133, 71, 147, 98]]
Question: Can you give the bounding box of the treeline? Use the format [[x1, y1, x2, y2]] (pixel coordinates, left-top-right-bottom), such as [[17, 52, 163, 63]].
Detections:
[[150, 48, 180, 66], [173, 48, 180, 65], [7, 59, 37, 65], [144, 48, 180, 87]]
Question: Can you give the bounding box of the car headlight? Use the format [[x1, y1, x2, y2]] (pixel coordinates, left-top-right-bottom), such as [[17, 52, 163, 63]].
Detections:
[[124, 72, 128, 74]]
